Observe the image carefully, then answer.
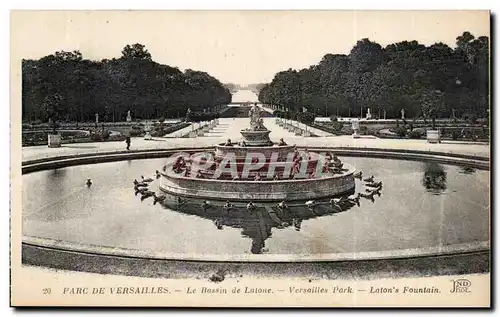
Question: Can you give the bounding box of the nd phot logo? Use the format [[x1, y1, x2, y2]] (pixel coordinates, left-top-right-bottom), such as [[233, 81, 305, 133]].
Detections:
[[450, 279, 471, 293]]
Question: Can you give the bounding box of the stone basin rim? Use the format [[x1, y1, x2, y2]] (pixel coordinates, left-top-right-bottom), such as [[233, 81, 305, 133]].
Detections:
[[22, 236, 490, 263]]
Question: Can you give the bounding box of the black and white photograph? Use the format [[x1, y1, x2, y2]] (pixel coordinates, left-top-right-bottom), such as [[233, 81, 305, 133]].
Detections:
[[10, 10, 491, 307]]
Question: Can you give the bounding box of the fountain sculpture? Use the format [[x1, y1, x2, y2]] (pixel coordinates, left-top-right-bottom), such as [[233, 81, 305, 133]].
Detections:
[[159, 104, 356, 202]]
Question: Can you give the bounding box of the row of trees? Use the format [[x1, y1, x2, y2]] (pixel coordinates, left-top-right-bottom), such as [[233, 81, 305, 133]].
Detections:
[[258, 32, 489, 121], [22, 44, 232, 123]]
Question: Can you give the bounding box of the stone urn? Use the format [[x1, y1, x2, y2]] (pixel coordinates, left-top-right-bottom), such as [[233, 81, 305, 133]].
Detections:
[[47, 133, 61, 148], [351, 119, 360, 139], [143, 123, 153, 140], [426, 129, 441, 143]]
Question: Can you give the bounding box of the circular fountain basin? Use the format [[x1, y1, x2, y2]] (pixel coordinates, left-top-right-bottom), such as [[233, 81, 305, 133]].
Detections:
[[20, 152, 490, 278]]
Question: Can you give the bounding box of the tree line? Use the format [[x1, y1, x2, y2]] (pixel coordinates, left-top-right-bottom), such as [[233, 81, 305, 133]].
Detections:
[[22, 43, 232, 123], [258, 32, 489, 120]]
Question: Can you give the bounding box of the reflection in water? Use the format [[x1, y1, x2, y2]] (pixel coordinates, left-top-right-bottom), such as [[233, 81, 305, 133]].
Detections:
[[50, 168, 66, 178], [245, 210, 272, 254], [159, 186, 382, 254], [422, 163, 447, 195]]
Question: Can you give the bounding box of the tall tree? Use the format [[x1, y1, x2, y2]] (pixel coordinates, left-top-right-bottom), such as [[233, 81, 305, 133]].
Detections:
[[421, 89, 445, 129], [121, 43, 152, 61]]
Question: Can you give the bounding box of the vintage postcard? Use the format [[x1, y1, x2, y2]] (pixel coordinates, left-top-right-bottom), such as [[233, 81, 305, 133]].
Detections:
[[10, 10, 491, 307]]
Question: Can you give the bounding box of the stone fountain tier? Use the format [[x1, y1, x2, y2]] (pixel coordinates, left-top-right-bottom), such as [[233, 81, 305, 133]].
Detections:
[[198, 159, 323, 180], [159, 163, 356, 201], [214, 144, 296, 161], [239, 129, 272, 146]]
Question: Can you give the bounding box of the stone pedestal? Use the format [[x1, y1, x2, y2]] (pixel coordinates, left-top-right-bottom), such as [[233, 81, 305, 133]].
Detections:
[[240, 130, 272, 146], [160, 162, 356, 201], [351, 120, 360, 138], [47, 134, 61, 148], [426, 130, 441, 143], [144, 132, 153, 140]]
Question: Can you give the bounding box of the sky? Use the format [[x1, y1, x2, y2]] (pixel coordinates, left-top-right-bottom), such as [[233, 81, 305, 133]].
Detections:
[[11, 10, 490, 85]]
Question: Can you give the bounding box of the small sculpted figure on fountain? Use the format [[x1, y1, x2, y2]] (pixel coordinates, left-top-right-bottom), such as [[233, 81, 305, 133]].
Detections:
[[223, 200, 234, 211], [293, 218, 302, 231], [278, 200, 288, 210], [278, 138, 287, 146], [322, 161, 330, 174], [256, 118, 267, 131], [248, 104, 260, 126], [173, 156, 186, 173], [246, 201, 255, 212], [292, 159, 301, 175]]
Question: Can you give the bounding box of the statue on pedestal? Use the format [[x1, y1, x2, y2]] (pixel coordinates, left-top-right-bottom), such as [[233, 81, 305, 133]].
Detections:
[[401, 109, 405, 120], [249, 104, 259, 124], [248, 104, 267, 131], [126, 110, 132, 122], [366, 108, 372, 120], [240, 103, 271, 146]]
